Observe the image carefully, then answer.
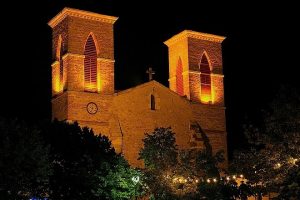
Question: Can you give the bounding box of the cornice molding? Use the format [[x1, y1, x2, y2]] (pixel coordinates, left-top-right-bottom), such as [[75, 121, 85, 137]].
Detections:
[[51, 61, 59, 67], [189, 70, 224, 77], [210, 73, 224, 78], [97, 57, 115, 63], [164, 30, 225, 46], [51, 53, 115, 66], [48, 7, 118, 28]]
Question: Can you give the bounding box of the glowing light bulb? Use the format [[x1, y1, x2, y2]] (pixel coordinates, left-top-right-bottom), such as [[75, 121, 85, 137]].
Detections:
[[276, 163, 281, 168], [213, 178, 217, 182], [226, 177, 230, 181], [233, 175, 236, 179], [207, 179, 211, 183]]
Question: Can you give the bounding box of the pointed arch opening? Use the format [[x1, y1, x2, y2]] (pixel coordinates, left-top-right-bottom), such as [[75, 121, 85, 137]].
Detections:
[[200, 52, 212, 103], [56, 35, 62, 61], [56, 35, 64, 92], [150, 94, 155, 110], [176, 57, 184, 96], [84, 34, 98, 92]]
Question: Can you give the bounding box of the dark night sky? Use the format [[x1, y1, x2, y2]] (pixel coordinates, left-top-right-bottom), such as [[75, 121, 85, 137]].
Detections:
[[0, 0, 299, 156]]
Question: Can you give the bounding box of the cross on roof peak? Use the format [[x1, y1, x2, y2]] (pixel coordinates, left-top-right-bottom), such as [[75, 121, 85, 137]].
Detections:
[[146, 67, 155, 81]]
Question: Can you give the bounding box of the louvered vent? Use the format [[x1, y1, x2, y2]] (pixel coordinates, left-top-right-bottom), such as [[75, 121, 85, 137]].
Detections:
[[84, 35, 97, 91], [176, 57, 184, 96], [200, 54, 211, 102]]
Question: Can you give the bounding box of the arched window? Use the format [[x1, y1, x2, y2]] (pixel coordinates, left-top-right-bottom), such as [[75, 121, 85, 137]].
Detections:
[[200, 53, 212, 103], [176, 57, 184, 96], [56, 35, 63, 91], [59, 43, 63, 89], [151, 94, 155, 110], [84, 34, 97, 91]]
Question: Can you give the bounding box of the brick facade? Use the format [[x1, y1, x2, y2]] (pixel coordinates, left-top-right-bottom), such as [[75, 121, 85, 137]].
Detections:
[[49, 8, 227, 168], [164, 30, 225, 106]]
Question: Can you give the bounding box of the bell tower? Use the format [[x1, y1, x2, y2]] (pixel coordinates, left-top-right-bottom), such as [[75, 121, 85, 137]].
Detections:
[[48, 8, 118, 133], [164, 30, 225, 106], [165, 31, 228, 165]]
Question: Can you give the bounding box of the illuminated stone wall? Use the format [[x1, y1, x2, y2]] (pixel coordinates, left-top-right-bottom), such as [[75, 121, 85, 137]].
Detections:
[[165, 30, 225, 106], [110, 81, 227, 167], [165, 37, 190, 98], [52, 80, 227, 168], [51, 92, 68, 121]]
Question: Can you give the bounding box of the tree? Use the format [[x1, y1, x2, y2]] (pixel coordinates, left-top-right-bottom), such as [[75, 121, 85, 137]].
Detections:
[[139, 125, 233, 199], [0, 118, 52, 199], [232, 86, 300, 199], [139, 127, 178, 170], [278, 167, 300, 199], [139, 127, 179, 199], [42, 120, 141, 200], [93, 156, 144, 199]]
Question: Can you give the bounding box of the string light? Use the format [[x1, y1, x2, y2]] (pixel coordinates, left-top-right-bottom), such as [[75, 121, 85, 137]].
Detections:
[[166, 156, 300, 189], [276, 163, 281, 168], [289, 158, 298, 165], [170, 173, 249, 185]]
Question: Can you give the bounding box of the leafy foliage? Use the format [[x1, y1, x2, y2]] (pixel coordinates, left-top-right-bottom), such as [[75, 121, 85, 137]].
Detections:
[[1, 119, 142, 200], [232, 86, 300, 199], [278, 168, 300, 199], [42, 119, 142, 200], [139, 127, 178, 170], [0, 118, 52, 199], [93, 156, 144, 199], [197, 180, 241, 200], [139, 126, 230, 199]]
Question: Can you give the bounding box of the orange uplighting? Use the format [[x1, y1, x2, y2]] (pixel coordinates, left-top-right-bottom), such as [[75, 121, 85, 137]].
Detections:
[[97, 72, 101, 93], [84, 79, 102, 93], [53, 76, 61, 93], [53, 64, 64, 94], [84, 83, 98, 92], [200, 86, 212, 104], [200, 94, 212, 104]]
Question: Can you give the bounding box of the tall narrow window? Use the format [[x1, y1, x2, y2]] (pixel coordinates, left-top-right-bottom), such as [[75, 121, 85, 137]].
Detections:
[[200, 53, 212, 103], [59, 41, 63, 90], [151, 95, 155, 110], [84, 34, 97, 91], [56, 35, 63, 92], [176, 57, 184, 96]]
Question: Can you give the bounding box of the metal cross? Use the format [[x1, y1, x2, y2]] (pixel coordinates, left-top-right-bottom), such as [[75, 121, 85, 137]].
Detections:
[[146, 67, 155, 81]]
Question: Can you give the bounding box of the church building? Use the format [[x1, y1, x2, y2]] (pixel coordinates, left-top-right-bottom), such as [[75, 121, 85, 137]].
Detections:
[[48, 8, 227, 167]]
